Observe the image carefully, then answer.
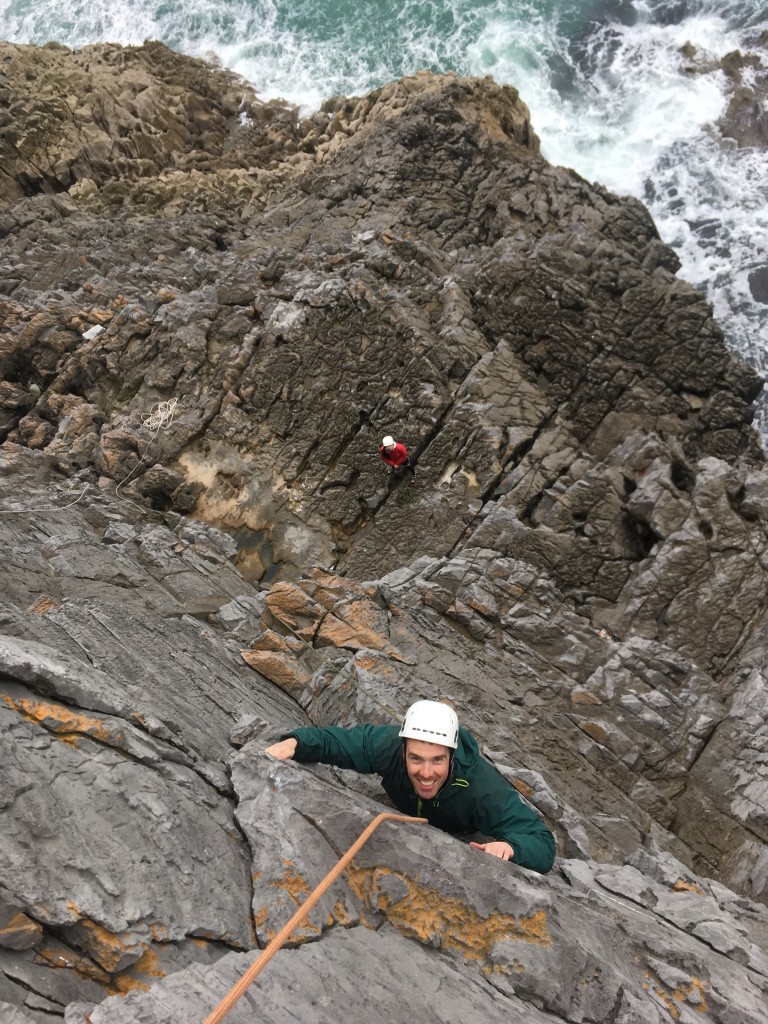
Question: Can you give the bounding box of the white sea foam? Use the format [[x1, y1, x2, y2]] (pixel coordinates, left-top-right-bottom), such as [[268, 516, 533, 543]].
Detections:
[[2, 0, 767, 423], [470, 8, 768, 398]]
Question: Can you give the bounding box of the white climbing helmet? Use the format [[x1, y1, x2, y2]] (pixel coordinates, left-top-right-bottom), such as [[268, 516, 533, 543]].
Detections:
[[382, 435, 395, 447], [398, 700, 459, 749]]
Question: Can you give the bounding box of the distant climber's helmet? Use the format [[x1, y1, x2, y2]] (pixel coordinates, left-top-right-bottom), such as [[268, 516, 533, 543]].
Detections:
[[398, 700, 459, 749], [382, 435, 395, 448]]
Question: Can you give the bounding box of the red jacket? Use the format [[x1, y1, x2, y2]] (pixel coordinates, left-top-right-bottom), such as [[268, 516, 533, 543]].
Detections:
[[380, 442, 408, 468]]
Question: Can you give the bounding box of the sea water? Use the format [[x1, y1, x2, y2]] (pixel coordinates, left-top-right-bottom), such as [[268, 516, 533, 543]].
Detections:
[[2, 0, 767, 426]]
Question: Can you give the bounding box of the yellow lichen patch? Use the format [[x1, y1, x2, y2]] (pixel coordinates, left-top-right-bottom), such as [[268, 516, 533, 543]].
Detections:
[[65, 900, 81, 920], [240, 649, 312, 694], [353, 653, 400, 680], [190, 938, 210, 949], [252, 906, 269, 930], [0, 911, 42, 944], [252, 863, 330, 942], [108, 973, 151, 996], [569, 688, 602, 706], [331, 899, 355, 926], [148, 923, 170, 942], [578, 721, 609, 744], [78, 920, 145, 973], [482, 961, 524, 977], [644, 968, 709, 1020], [672, 879, 705, 895], [131, 947, 165, 979], [345, 865, 552, 962], [314, 597, 405, 661], [36, 945, 109, 984], [1, 696, 112, 744], [87, 308, 115, 326], [511, 778, 534, 800], [269, 861, 312, 904], [57, 734, 82, 748]]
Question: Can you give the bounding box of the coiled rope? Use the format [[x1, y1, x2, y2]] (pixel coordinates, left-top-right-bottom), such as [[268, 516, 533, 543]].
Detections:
[[202, 812, 427, 1024], [0, 399, 180, 517], [114, 397, 179, 508]]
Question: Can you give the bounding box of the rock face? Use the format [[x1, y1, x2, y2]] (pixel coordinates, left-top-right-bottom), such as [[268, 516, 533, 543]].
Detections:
[[1, 39, 768, 1024], [714, 38, 768, 150]]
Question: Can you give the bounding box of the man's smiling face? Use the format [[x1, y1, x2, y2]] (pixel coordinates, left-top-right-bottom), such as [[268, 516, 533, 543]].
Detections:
[[404, 738, 451, 799]]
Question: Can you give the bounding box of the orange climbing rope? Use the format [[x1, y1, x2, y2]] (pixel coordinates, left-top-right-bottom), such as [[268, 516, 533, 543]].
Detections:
[[202, 812, 427, 1024]]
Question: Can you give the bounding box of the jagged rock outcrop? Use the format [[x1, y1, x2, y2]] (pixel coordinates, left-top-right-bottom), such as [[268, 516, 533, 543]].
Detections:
[[712, 36, 768, 150], [0, 40, 309, 208], [1, 39, 768, 1023]]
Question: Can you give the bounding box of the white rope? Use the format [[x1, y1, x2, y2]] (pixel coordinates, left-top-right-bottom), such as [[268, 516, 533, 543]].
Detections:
[[141, 398, 179, 432], [0, 484, 89, 515], [114, 398, 180, 512], [586, 886, 657, 920], [0, 399, 180, 517], [555, 886, 659, 924]]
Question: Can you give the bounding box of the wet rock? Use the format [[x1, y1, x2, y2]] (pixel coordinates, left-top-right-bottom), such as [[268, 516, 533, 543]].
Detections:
[[716, 47, 768, 149], [748, 265, 768, 304]]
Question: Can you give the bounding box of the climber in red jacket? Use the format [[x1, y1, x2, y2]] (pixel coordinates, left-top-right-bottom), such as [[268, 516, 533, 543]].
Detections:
[[379, 435, 415, 476]]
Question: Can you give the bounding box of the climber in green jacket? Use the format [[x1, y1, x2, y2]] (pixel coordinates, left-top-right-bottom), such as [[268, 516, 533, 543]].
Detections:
[[265, 699, 556, 874]]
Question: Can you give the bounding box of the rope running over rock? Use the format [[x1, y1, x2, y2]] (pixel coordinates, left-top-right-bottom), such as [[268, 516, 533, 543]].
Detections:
[[114, 397, 180, 512], [0, 399, 180, 516], [202, 811, 427, 1024]]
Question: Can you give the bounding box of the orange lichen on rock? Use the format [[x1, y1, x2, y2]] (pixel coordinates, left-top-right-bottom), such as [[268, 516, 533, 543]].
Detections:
[[315, 599, 405, 660], [577, 721, 609, 744], [1, 695, 112, 745], [77, 920, 149, 973], [268, 861, 312, 904], [27, 594, 57, 614], [672, 879, 705, 895], [511, 778, 534, 800], [346, 865, 552, 962], [108, 973, 151, 996], [87, 308, 115, 325], [252, 906, 270, 930], [0, 911, 43, 949], [643, 968, 709, 1020], [240, 649, 312, 694], [131, 947, 165, 979], [265, 583, 324, 640], [351, 652, 401, 681], [36, 943, 110, 984], [483, 960, 525, 977], [331, 899, 355, 926], [252, 861, 333, 943], [569, 688, 602, 706]]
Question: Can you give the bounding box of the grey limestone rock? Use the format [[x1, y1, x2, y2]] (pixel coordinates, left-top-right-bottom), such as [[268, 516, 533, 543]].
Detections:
[[2, 38, 768, 1024]]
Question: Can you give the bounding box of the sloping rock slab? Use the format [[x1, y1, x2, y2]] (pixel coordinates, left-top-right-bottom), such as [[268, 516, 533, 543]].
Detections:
[[230, 748, 768, 1023], [78, 924, 563, 1024]]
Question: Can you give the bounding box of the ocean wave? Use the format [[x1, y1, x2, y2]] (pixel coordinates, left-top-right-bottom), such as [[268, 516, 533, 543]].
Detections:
[[2, 0, 767, 424]]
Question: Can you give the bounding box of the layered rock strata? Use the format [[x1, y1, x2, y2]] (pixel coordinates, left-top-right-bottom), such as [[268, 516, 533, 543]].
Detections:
[[1, 39, 768, 1023]]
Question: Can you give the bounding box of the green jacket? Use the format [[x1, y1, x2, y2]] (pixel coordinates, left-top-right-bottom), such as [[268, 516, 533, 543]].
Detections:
[[287, 724, 556, 874]]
